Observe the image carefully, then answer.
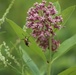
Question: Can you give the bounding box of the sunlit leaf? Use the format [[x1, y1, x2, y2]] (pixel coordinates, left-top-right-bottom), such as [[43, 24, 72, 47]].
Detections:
[[61, 5, 75, 25], [19, 46, 40, 75], [52, 34, 76, 63], [6, 18, 46, 62], [58, 66, 76, 75]]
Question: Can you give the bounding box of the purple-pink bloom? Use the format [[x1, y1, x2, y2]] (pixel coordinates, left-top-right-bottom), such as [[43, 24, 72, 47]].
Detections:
[[26, 0, 63, 51]]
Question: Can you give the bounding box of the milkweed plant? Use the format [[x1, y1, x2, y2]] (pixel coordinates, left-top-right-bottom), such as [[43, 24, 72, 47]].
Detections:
[[0, 0, 76, 75]]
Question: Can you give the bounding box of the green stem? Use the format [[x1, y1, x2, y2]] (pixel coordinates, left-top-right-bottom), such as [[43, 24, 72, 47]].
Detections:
[[47, 37, 53, 75], [22, 65, 25, 75], [2, 0, 15, 19], [8, 64, 22, 75], [47, 62, 52, 75], [0, 0, 15, 26]]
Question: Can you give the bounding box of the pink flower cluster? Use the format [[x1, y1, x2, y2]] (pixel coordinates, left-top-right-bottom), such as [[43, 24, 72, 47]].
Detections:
[[26, 0, 63, 51]]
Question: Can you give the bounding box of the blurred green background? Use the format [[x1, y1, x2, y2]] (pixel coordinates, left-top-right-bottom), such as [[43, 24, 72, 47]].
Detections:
[[0, 0, 76, 75]]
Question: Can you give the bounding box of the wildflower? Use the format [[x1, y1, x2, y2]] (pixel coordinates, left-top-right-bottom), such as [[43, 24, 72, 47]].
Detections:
[[26, 0, 63, 51]]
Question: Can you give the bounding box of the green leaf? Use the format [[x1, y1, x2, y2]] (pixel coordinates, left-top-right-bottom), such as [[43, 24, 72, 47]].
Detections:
[[61, 5, 75, 25], [58, 67, 76, 75], [6, 18, 28, 39], [29, 37, 46, 62], [54, 1, 61, 14], [6, 18, 46, 62], [19, 46, 40, 75], [52, 34, 76, 63]]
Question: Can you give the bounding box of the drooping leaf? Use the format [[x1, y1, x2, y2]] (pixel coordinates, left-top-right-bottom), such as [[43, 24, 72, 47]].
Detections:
[[58, 66, 76, 75], [6, 18, 46, 62], [52, 34, 76, 63], [54, 1, 61, 14], [19, 46, 40, 75], [61, 5, 75, 25]]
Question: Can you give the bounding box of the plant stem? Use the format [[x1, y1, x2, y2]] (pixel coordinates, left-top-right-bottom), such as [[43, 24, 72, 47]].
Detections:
[[47, 37, 53, 75], [47, 62, 52, 75], [8, 64, 22, 75], [0, 0, 15, 26]]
